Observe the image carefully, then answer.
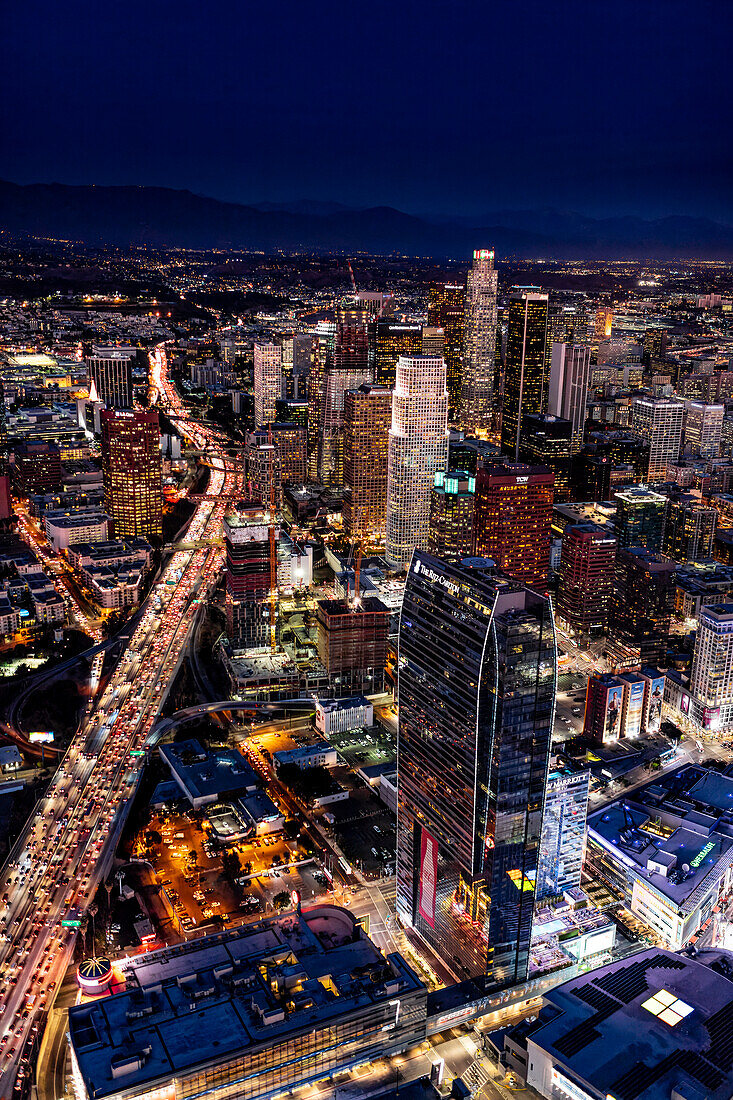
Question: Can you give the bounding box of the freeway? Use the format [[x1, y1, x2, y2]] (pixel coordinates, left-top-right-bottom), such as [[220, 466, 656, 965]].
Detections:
[[0, 345, 242, 1091]]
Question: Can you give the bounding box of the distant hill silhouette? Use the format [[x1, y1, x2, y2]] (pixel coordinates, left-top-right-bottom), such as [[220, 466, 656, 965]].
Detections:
[[1, 180, 732, 259]]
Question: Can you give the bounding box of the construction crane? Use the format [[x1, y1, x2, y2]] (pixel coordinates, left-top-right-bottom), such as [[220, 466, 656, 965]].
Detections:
[[347, 258, 357, 295], [267, 424, 278, 654]]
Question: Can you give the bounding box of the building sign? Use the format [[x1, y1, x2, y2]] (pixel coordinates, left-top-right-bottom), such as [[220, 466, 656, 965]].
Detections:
[[418, 828, 438, 929], [624, 681, 644, 739], [690, 841, 715, 868], [413, 559, 459, 597], [604, 685, 624, 743], [680, 694, 690, 716]]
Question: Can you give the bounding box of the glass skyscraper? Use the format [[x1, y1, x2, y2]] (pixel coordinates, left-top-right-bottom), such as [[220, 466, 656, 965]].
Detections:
[[501, 288, 549, 460], [396, 552, 556, 990]]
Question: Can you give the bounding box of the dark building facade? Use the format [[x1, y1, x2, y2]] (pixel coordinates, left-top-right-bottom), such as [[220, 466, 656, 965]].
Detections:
[[316, 597, 388, 694], [13, 440, 62, 494], [86, 351, 134, 409], [519, 414, 573, 502], [397, 553, 556, 988], [472, 462, 554, 591], [224, 505, 274, 651], [556, 522, 618, 638], [612, 547, 675, 664], [374, 321, 422, 388], [500, 289, 549, 460]]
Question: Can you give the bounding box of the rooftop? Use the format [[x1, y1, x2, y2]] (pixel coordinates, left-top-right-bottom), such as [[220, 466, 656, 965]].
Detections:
[[68, 905, 423, 1100]]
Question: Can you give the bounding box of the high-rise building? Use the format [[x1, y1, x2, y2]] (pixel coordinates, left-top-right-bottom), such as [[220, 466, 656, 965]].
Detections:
[[315, 597, 388, 694], [612, 546, 675, 659], [223, 503, 275, 652], [662, 492, 716, 563], [688, 603, 733, 734], [594, 306, 613, 341], [247, 425, 307, 491], [306, 321, 336, 479], [421, 325, 445, 359], [100, 409, 162, 540], [342, 384, 391, 548], [86, 351, 134, 409], [428, 470, 475, 557], [472, 462, 554, 590], [13, 440, 62, 494], [374, 321, 422, 388], [253, 343, 283, 426], [460, 248, 499, 435], [397, 552, 556, 987], [317, 303, 372, 489], [281, 333, 314, 400], [427, 283, 465, 418], [548, 343, 592, 451], [556, 522, 618, 638], [535, 768, 590, 901], [614, 486, 667, 553], [385, 356, 448, 568], [501, 289, 549, 460], [630, 397, 684, 483], [685, 401, 724, 458], [519, 414, 573, 502]]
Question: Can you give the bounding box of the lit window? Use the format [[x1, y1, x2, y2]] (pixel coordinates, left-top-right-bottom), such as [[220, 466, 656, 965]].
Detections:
[[641, 988, 693, 1025]]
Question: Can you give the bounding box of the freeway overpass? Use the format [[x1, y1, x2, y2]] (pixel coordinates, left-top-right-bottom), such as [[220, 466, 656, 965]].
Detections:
[[147, 697, 318, 744]]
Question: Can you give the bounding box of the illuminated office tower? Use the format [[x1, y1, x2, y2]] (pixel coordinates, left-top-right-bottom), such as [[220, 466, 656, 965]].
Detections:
[[307, 321, 336, 479], [86, 351, 134, 409], [630, 397, 684, 482], [595, 306, 613, 340], [662, 492, 716, 563], [472, 461, 554, 590], [343, 384, 392, 548], [254, 342, 283, 426], [422, 326, 445, 359], [548, 343, 592, 451], [556, 522, 618, 639], [689, 604, 733, 729], [374, 321, 422, 387], [535, 768, 590, 900], [460, 248, 499, 435], [428, 470, 475, 557], [101, 409, 162, 540], [281, 333, 314, 400], [500, 289, 549, 460], [685, 401, 723, 458], [427, 283, 465, 418], [614, 486, 667, 553], [397, 552, 556, 987], [386, 357, 448, 568]]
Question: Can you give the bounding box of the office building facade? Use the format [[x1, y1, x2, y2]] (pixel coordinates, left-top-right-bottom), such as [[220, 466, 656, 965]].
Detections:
[[547, 343, 592, 451], [556, 522, 617, 638], [316, 597, 388, 694], [428, 470, 475, 557], [519, 414, 573, 502], [224, 504, 275, 651], [86, 351, 134, 409], [631, 397, 684, 482], [101, 409, 162, 540], [662, 492, 716, 563], [501, 289, 549, 460], [386, 356, 448, 568], [253, 342, 283, 427], [613, 485, 667, 553], [472, 462, 554, 590], [397, 553, 556, 988], [374, 321, 422, 387], [342, 384, 391, 548], [685, 401, 723, 458], [427, 283, 465, 418], [460, 248, 499, 435]]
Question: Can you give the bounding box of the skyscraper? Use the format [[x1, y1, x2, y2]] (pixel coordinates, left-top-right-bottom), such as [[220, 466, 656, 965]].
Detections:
[[501, 289, 549, 460], [421, 326, 445, 359], [428, 470, 475, 557], [630, 397, 684, 483], [254, 343, 283, 427], [86, 351, 134, 409], [662, 492, 716, 563], [374, 321, 422, 388], [460, 249, 499, 435], [101, 409, 162, 540], [397, 552, 556, 987], [556, 522, 618, 639], [343, 384, 392, 548], [614, 486, 667, 553], [224, 503, 276, 651], [684, 401, 724, 458], [318, 303, 372, 488], [427, 283, 464, 418], [535, 768, 590, 901], [548, 343, 592, 451], [386, 356, 448, 568], [472, 462, 554, 590], [688, 603, 733, 734]]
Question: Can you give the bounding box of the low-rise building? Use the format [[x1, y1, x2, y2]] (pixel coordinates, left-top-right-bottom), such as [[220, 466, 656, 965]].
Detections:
[[68, 905, 427, 1100], [273, 742, 338, 771], [314, 695, 373, 735], [159, 739, 260, 809], [45, 509, 110, 551]]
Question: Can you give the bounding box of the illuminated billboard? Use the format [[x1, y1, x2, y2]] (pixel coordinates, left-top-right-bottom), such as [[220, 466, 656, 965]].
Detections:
[[646, 676, 665, 733], [29, 731, 54, 743], [704, 707, 721, 731], [624, 681, 644, 740], [418, 827, 438, 929], [604, 685, 624, 743], [680, 694, 690, 716]]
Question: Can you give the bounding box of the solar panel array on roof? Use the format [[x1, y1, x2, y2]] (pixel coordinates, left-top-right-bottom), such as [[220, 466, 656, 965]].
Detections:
[[704, 997, 733, 1069], [573, 983, 618, 1014], [594, 954, 685, 1004]]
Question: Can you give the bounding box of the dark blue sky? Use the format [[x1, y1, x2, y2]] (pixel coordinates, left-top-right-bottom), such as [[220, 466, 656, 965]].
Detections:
[[2, 0, 730, 222]]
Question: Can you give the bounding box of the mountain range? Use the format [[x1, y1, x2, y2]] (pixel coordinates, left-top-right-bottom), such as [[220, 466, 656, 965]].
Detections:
[[2, 180, 733, 259]]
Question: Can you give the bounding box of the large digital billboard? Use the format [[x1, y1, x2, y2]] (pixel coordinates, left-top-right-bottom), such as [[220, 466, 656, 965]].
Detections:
[[680, 693, 690, 716], [418, 827, 438, 929], [604, 684, 624, 743], [624, 681, 644, 739], [645, 676, 665, 733]]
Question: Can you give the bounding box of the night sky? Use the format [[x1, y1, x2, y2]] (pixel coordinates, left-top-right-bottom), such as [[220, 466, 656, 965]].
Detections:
[[2, 0, 730, 222]]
